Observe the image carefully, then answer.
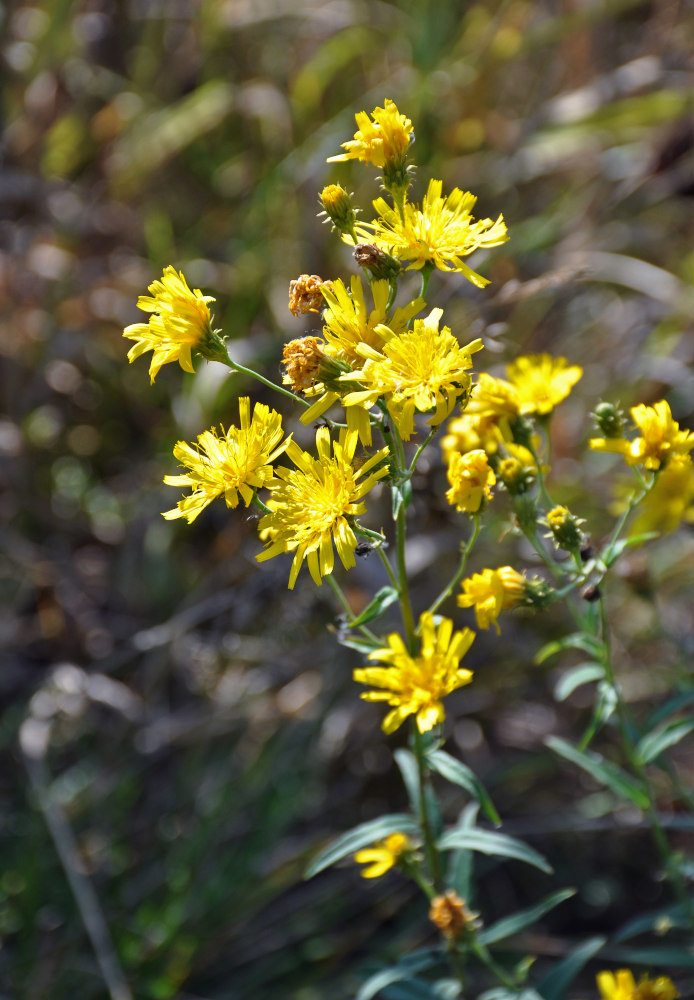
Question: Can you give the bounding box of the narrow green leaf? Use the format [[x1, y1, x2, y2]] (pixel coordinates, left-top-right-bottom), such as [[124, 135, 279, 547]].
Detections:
[[336, 633, 382, 654], [447, 803, 479, 902], [536, 936, 606, 1000], [438, 830, 552, 875], [357, 953, 440, 1000], [647, 689, 694, 729], [554, 662, 605, 701], [614, 899, 694, 941], [426, 749, 501, 826], [305, 814, 419, 879], [479, 991, 543, 1000], [636, 718, 694, 765], [607, 944, 694, 968], [348, 587, 399, 629], [535, 633, 605, 665], [578, 681, 618, 749], [478, 889, 576, 946], [602, 532, 658, 566], [383, 981, 439, 1000], [546, 736, 649, 809], [394, 749, 421, 814]]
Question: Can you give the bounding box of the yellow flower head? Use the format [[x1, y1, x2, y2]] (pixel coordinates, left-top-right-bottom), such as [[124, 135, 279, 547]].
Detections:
[[343, 308, 483, 440], [458, 566, 526, 634], [321, 275, 425, 367], [597, 970, 679, 1000], [256, 428, 389, 589], [591, 400, 694, 470], [354, 611, 475, 734], [440, 411, 503, 463], [288, 274, 333, 316], [446, 449, 496, 513], [505, 354, 582, 415], [123, 266, 216, 382], [631, 454, 694, 536], [328, 99, 413, 169], [354, 832, 413, 879], [352, 179, 508, 287], [162, 398, 288, 523], [319, 183, 358, 236]]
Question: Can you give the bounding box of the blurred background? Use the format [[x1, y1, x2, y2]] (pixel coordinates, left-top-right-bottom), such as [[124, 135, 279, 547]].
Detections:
[[2, 0, 694, 997]]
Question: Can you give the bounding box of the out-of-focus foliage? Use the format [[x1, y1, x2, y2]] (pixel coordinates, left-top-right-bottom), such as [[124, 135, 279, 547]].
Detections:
[[2, 1, 694, 997]]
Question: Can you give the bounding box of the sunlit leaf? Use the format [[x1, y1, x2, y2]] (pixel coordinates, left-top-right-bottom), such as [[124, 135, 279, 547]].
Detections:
[[636, 718, 694, 765], [546, 736, 649, 809], [426, 749, 501, 826], [305, 814, 420, 879], [438, 830, 552, 874], [479, 889, 576, 946], [553, 662, 605, 701], [347, 587, 399, 628]]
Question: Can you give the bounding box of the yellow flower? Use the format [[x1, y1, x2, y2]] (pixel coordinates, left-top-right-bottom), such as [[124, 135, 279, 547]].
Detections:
[[256, 428, 389, 589], [440, 411, 503, 463], [321, 275, 425, 367], [354, 832, 413, 878], [162, 398, 288, 523], [123, 266, 218, 382], [354, 611, 475, 734], [591, 400, 694, 470], [597, 970, 679, 1000], [328, 99, 413, 168], [458, 566, 526, 634], [352, 179, 508, 287], [446, 449, 496, 513], [631, 454, 694, 535], [343, 308, 483, 440], [505, 354, 582, 415]]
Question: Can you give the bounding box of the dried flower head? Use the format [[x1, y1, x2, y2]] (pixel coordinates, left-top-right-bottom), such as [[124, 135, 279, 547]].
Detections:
[[288, 275, 333, 316], [429, 890, 480, 939]]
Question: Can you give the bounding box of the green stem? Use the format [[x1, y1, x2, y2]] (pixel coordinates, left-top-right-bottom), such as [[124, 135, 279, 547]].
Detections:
[[597, 594, 694, 926], [409, 427, 437, 473], [396, 501, 416, 645], [219, 353, 310, 408], [252, 494, 272, 515], [411, 724, 444, 894], [326, 574, 379, 643], [472, 939, 518, 991], [377, 546, 399, 590], [427, 516, 482, 615]]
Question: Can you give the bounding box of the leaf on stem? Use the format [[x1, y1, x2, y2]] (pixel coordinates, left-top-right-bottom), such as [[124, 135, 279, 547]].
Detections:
[[636, 717, 694, 765], [305, 814, 420, 878], [437, 829, 553, 875], [553, 662, 605, 701], [535, 936, 606, 1000], [546, 736, 649, 809], [426, 749, 501, 826], [347, 586, 399, 628], [535, 632, 606, 665], [478, 889, 576, 946]]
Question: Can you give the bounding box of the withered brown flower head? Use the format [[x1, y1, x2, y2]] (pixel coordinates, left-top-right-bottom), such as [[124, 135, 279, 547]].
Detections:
[[429, 890, 480, 940], [282, 336, 326, 391], [288, 275, 333, 316]]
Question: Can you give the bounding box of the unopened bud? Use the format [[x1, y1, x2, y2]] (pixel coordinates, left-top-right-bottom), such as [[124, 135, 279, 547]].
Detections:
[[545, 505, 585, 551], [353, 243, 401, 280], [498, 456, 535, 495], [592, 401, 625, 439], [319, 184, 357, 236]]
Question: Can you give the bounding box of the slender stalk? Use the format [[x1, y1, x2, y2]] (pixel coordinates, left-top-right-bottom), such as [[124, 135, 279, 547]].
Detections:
[[396, 501, 416, 645], [377, 546, 400, 590], [596, 594, 694, 926], [427, 516, 482, 615], [409, 427, 437, 473], [471, 939, 518, 991], [218, 353, 310, 408], [411, 724, 444, 894], [326, 574, 380, 643]]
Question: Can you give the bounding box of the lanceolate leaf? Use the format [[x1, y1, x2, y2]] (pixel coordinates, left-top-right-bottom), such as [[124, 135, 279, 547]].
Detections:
[[479, 889, 576, 946], [395, 749, 422, 814], [305, 814, 419, 879], [347, 586, 399, 628], [535, 632, 605, 665], [553, 662, 605, 702], [426, 749, 501, 826], [356, 952, 441, 1000], [536, 937, 606, 1000], [636, 718, 694, 765], [437, 829, 553, 874], [546, 736, 649, 809], [606, 944, 694, 968], [614, 899, 694, 941]]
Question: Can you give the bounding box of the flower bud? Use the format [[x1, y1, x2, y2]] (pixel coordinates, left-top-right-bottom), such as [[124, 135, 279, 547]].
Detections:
[[592, 401, 625, 439], [498, 455, 535, 495], [353, 242, 401, 280], [544, 505, 585, 551], [319, 184, 357, 236]]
